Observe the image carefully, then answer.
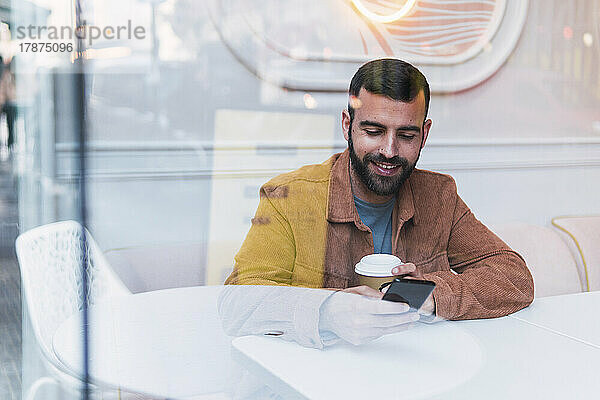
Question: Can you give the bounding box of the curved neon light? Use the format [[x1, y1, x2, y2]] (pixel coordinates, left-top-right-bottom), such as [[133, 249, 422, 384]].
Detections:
[[351, 0, 417, 24]]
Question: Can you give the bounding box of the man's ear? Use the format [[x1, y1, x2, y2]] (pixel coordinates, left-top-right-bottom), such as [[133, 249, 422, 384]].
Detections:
[[342, 109, 351, 141], [421, 119, 432, 149]]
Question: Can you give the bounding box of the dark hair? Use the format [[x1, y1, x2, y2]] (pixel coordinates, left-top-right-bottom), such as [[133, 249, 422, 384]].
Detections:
[[348, 58, 430, 123]]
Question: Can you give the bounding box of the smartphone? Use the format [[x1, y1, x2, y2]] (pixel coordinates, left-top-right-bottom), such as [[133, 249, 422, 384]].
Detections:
[[382, 278, 436, 309]]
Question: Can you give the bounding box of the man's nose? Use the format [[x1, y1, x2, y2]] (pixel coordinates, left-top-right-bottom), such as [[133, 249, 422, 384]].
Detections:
[[379, 133, 398, 159]]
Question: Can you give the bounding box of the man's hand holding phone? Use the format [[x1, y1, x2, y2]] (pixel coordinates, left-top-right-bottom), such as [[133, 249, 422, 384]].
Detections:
[[319, 262, 436, 346], [319, 288, 419, 346], [387, 263, 436, 316]]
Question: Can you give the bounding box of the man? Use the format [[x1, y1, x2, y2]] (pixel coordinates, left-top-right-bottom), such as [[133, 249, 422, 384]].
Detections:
[[219, 59, 533, 348], [0, 56, 16, 152]]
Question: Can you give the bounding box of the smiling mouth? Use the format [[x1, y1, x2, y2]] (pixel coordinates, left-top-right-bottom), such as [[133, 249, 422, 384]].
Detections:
[[372, 161, 401, 175]]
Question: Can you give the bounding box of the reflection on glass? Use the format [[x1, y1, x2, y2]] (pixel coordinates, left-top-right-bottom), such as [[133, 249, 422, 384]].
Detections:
[[7, 0, 600, 399]]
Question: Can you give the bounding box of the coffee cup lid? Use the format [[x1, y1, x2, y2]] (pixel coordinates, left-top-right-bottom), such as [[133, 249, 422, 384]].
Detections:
[[354, 254, 402, 277]]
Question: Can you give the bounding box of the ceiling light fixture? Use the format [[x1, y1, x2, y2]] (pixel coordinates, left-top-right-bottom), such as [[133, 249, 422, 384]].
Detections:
[[351, 0, 417, 24]]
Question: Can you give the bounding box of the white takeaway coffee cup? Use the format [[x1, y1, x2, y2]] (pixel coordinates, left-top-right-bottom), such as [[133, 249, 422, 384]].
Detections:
[[355, 254, 402, 290]]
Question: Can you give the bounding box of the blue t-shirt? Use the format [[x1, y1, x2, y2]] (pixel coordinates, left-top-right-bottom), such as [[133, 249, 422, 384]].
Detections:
[[353, 196, 395, 254]]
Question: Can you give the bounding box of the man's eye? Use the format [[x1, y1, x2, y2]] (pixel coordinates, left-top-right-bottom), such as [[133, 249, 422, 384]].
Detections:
[[364, 130, 382, 135], [399, 134, 415, 139]]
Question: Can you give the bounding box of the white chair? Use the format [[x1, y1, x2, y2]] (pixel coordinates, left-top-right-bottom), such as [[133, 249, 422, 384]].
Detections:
[[104, 242, 206, 293], [16, 220, 132, 400], [489, 223, 584, 298], [552, 216, 600, 292]]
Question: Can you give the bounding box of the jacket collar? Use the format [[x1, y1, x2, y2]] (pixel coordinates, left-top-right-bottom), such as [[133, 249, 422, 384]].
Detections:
[[326, 149, 417, 226]]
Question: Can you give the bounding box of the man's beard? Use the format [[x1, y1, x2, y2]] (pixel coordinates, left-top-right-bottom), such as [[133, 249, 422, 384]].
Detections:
[[348, 134, 418, 197]]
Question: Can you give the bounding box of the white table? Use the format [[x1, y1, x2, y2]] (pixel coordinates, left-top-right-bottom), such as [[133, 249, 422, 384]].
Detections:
[[510, 291, 600, 348], [54, 288, 600, 400], [52, 286, 232, 399], [232, 292, 600, 400]]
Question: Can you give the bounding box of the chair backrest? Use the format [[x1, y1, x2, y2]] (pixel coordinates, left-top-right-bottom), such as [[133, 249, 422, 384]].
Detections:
[[552, 216, 600, 292], [489, 222, 583, 298], [104, 242, 206, 293], [15, 220, 130, 364]]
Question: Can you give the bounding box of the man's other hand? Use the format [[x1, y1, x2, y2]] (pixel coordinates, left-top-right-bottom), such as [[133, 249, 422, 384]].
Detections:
[[319, 290, 419, 346], [391, 262, 419, 277], [389, 263, 435, 316]]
